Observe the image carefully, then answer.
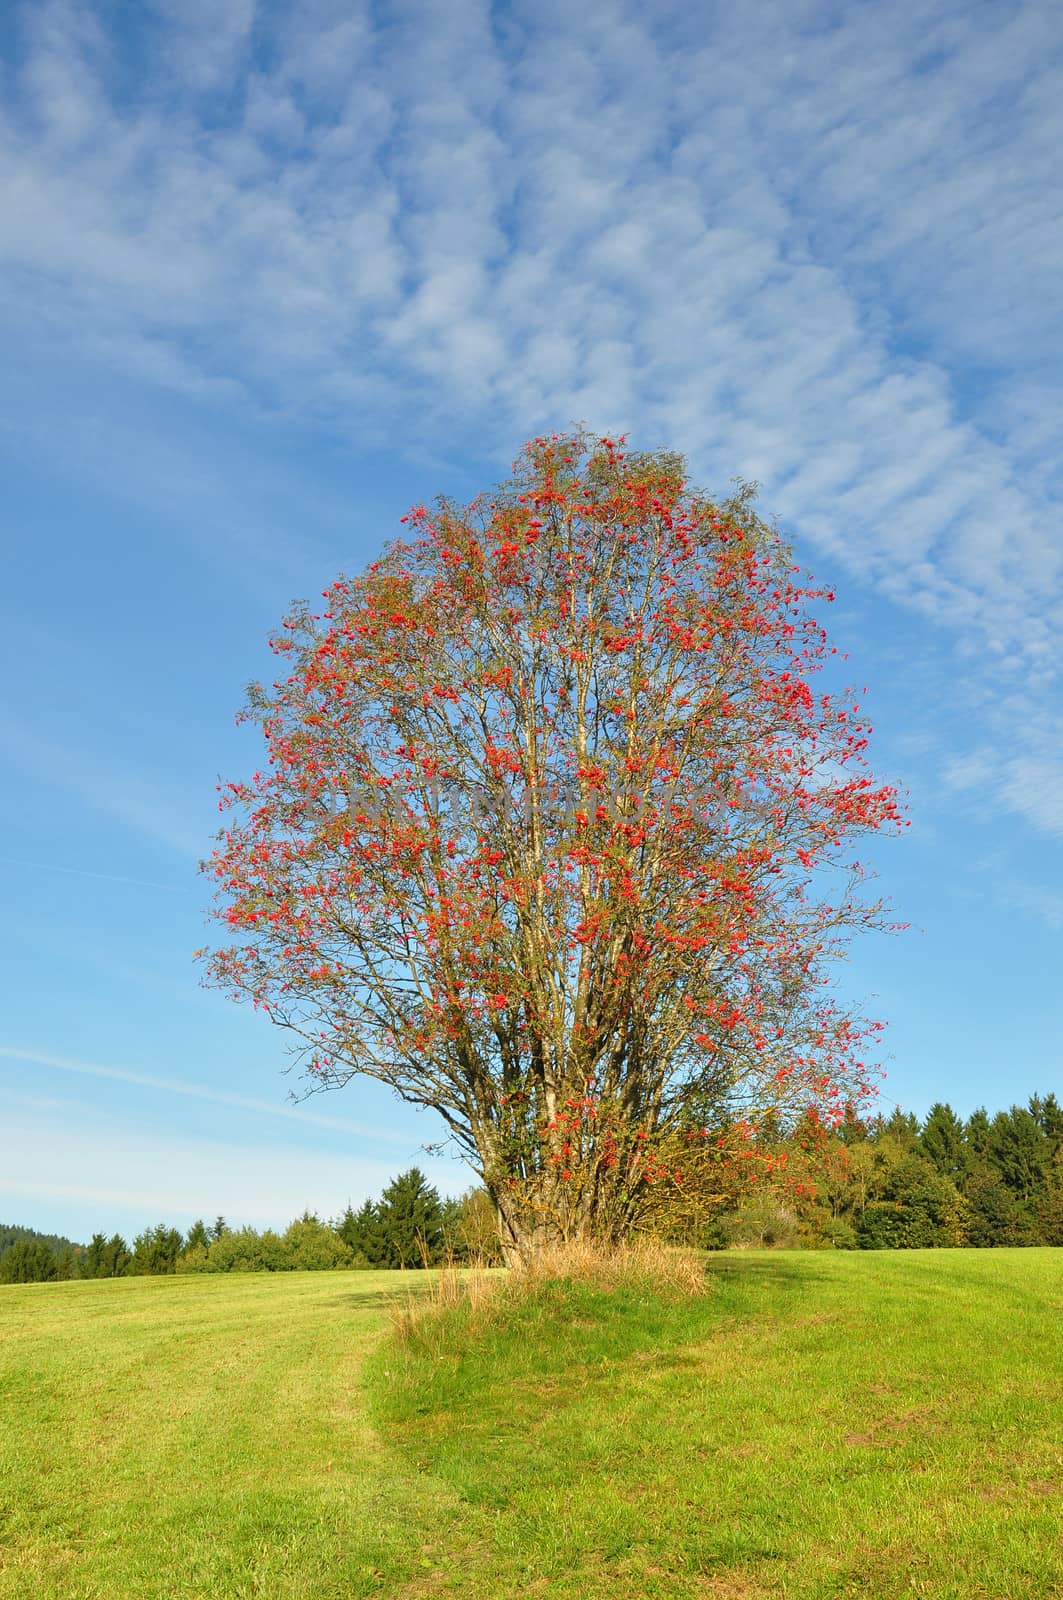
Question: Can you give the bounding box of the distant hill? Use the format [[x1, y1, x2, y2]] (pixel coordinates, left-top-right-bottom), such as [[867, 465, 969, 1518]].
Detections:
[[0, 1223, 85, 1260]]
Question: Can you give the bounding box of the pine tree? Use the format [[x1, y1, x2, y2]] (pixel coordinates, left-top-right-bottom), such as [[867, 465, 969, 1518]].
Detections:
[[837, 1104, 870, 1146], [341, 1198, 388, 1266], [919, 1102, 968, 1181], [966, 1108, 992, 1158], [375, 1168, 446, 1268], [130, 1224, 184, 1275], [1, 1222, 82, 1260], [879, 1107, 920, 1151], [988, 1108, 1050, 1204], [82, 1233, 108, 1278], [100, 1234, 131, 1277], [0, 1239, 57, 1283], [55, 1245, 82, 1280], [185, 1219, 209, 1253], [1029, 1094, 1063, 1159]]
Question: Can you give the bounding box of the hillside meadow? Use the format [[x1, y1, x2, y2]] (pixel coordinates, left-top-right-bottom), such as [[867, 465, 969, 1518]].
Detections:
[[0, 1252, 1060, 1599]]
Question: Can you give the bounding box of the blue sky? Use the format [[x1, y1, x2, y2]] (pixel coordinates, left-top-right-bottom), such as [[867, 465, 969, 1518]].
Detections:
[[1, 0, 1061, 1243]]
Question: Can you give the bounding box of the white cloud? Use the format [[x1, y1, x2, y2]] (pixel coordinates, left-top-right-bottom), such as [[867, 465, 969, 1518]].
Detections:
[[0, 855, 184, 893], [0, 712, 208, 859], [997, 875, 1063, 933], [0, 1044, 419, 1146], [1, 0, 1061, 836], [0, 1110, 468, 1232]]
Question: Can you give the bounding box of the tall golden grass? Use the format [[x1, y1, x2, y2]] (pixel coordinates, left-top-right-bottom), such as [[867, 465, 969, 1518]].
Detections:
[[388, 1238, 707, 1347]]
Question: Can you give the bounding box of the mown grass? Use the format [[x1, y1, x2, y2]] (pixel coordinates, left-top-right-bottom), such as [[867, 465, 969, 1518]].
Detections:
[[2, 1253, 1061, 1598], [0, 1271, 458, 1598], [368, 1250, 1063, 1598]]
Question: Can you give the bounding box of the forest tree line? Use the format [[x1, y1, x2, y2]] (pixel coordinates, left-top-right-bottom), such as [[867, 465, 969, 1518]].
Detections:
[[703, 1093, 1063, 1250], [3, 1093, 1061, 1283], [0, 1170, 494, 1283]]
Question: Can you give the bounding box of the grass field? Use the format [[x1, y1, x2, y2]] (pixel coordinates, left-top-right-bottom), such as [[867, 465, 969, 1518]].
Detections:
[[1, 1252, 1060, 1599]]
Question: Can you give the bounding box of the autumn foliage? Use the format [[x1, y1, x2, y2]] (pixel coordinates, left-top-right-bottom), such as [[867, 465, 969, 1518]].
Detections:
[[203, 432, 903, 1261]]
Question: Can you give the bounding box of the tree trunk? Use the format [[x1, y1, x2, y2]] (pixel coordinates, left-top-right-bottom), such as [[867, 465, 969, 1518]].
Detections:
[[492, 1188, 561, 1269], [490, 1177, 634, 1268]]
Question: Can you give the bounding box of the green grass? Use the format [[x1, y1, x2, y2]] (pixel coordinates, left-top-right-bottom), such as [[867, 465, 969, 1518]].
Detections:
[[2, 1253, 1062, 1598], [0, 1271, 456, 1598]]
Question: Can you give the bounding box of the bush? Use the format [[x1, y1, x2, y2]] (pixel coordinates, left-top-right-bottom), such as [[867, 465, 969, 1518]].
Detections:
[[445, 1188, 504, 1265], [282, 1216, 356, 1271], [857, 1156, 968, 1248], [964, 1167, 1037, 1247], [1035, 1176, 1063, 1247], [177, 1218, 359, 1273], [719, 1196, 801, 1249], [179, 1227, 288, 1273]]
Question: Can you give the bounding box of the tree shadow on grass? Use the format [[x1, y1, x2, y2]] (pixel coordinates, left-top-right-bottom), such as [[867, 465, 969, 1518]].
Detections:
[[704, 1252, 836, 1293], [327, 1287, 418, 1312]]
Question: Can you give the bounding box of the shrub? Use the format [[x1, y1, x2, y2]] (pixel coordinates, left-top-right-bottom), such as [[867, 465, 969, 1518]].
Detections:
[[857, 1155, 968, 1248], [282, 1217, 355, 1270], [720, 1196, 801, 1249], [964, 1166, 1037, 1247]]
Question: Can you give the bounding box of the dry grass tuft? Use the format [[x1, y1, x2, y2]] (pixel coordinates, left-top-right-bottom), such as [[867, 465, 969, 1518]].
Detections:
[[516, 1236, 708, 1299], [387, 1258, 502, 1344], [389, 1238, 707, 1347]]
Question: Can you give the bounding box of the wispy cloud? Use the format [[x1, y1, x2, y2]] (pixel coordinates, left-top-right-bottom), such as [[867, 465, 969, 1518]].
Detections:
[[0, 1110, 467, 1232], [1, 0, 1061, 830], [0, 712, 208, 860], [0, 1044, 419, 1147], [0, 855, 185, 892]]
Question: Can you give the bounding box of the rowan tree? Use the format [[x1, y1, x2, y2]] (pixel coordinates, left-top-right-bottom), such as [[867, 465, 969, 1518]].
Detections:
[[203, 431, 903, 1262]]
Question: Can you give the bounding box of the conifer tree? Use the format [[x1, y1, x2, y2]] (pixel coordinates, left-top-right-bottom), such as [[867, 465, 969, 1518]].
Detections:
[[185, 1219, 210, 1253], [375, 1168, 446, 1268], [0, 1239, 57, 1283], [966, 1108, 992, 1159], [919, 1102, 968, 1180]]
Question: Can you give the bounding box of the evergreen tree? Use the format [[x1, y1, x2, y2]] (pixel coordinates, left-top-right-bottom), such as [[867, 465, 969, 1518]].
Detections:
[[0, 1238, 57, 1283], [100, 1234, 131, 1277], [82, 1233, 108, 1278], [54, 1245, 82, 1280], [210, 1216, 228, 1243], [130, 1223, 183, 1275], [963, 1166, 1036, 1247], [185, 1219, 209, 1253], [374, 1168, 446, 1268], [0, 1222, 82, 1260], [1029, 1094, 1063, 1159], [966, 1107, 992, 1159], [341, 1198, 389, 1266], [837, 1104, 870, 1146], [988, 1107, 1049, 1204], [335, 1203, 358, 1248], [879, 1107, 920, 1151], [919, 1102, 968, 1181]]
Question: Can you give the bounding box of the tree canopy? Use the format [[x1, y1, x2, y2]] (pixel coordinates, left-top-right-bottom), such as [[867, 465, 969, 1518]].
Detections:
[[204, 431, 904, 1259]]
